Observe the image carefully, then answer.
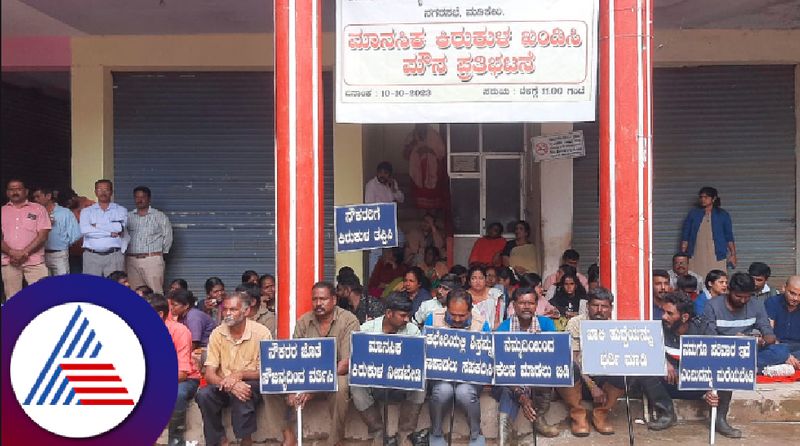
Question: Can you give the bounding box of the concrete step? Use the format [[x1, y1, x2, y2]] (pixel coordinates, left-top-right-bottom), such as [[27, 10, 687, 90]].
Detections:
[[158, 383, 800, 445]]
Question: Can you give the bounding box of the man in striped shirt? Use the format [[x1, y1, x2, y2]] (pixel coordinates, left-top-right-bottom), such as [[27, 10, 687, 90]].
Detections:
[[126, 186, 173, 294]]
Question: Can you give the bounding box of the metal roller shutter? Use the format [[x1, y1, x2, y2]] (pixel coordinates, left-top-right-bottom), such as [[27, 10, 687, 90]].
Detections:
[[652, 65, 796, 283], [113, 72, 335, 294], [572, 65, 796, 284], [572, 121, 601, 268]]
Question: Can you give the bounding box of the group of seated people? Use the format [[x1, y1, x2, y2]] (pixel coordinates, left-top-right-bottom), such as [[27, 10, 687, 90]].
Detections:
[[107, 247, 800, 446]]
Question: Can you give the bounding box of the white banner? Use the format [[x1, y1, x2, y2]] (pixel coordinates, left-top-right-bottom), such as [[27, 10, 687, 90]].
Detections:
[[336, 0, 599, 123]]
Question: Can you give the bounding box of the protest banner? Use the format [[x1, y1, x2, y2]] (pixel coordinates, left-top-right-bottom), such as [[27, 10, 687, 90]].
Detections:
[[424, 327, 494, 384], [349, 332, 426, 391], [334, 202, 398, 253], [336, 0, 599, 123], [678, 335, 757, 392], [579, 320, 666, 376], [259, 338, 337, 393], [493, 332, 573, 387]]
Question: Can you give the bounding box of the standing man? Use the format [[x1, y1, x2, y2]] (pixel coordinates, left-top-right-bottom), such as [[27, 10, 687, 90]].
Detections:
[[195, 292, 271, 446], [559, 288, 626, 437], [668, 253, 704, 294], [126, 186, 173, 294], [63, 188, 94, 274], [494, 287, 560, 444], [351, 293, 427, 445], [32, 186, 80, 276], [365, 161, 405, 275], [425, 289, 491, 446], [80, 179, 128, 277], [148, 293, 201, 446], [285, 282, 360, 446], [1, 179, 51, 298]]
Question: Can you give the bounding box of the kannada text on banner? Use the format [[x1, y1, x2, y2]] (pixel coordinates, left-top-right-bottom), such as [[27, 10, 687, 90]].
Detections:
[[678, 336, 757, 392], [424, 327, 494, 384], [493, 332, 574, 387], [579, 320, 666, 376], [259, 338, 338, 393], [336, 0, 599, 123], [349, 333, 426, 391], [334, 202, 398, 253]]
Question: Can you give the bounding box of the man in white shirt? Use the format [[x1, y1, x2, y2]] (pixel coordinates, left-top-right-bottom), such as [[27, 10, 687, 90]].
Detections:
[[364, 161, 404, 275], [80, 179, 128, 277]]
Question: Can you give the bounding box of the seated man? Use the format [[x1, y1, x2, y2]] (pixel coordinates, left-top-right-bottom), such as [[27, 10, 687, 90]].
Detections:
[[494, 286, 560, 444], [424, 289, 491, 446], [668, 252, 704, 294], [750, 262, 779, 301], [148, 293, 201, 446], [196, 292, 271, 446], [676, 275, 699, 301], [559, 288, 626, 437], [703, 272, 790, 371], [765, 276, 800, 370], [285, 282, 360, 446], [352, 294, 427, 446], [414, 274, 480, 326], [652, 269, 672, 320], [657, 291, 742, 436], [168, 288, 216, 349], [336, 273, 385, 324]]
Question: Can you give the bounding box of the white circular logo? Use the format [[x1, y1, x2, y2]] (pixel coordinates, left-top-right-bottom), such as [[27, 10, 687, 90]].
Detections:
[[9, 302, 146, 438]]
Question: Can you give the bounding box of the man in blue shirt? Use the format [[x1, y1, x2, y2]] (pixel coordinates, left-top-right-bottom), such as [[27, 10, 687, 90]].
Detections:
[[80, 179, 128, 277], [32, 186, 81, 276], [765, 276, 800, 370], [494, 286, 559, 444]]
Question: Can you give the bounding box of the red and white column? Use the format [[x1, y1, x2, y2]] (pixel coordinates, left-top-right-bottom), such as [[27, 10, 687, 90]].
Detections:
[[274, 0, 324, 338], [598, 0, 653, 320]]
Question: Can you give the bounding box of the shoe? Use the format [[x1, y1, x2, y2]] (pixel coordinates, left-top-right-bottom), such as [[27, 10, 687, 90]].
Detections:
[[357, 404, 384, 438], [429, 434, 446, 446], [647, 401, 677, 431], [533, 389, 561, 438], [405, 428, 429, 446], [591, 383, 625, 435], [715, 391, 742, 439], [557, 381, 589, 437]]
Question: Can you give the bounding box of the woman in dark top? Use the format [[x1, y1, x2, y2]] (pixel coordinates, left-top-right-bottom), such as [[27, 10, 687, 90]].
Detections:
[[680, 186, 736, 277], [549, 270, 587, 319]]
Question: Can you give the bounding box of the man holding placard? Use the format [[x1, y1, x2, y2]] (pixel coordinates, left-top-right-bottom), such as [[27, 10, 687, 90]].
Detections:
[[285, 282, 360, 446], [196, 292, 272, 446], [351, 293, 427, 446], [425, 289, 491, 446], [493, 286, 561, 443], [560, 288, 626, 436], [703, 272, 789, 371]]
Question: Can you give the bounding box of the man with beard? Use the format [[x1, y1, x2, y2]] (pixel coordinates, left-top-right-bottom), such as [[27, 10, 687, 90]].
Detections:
[[336, 273, 385, 324], [668, 252, 704, 294], [252, 274, 277, 335], [196, 292, 271, 446], [284, 282, 360, 446], [352, 293, 427, 446], [652, 269, 672, 320], [559, 288, 626, 436], [425, 289, 490, 446], [493, 286, 560, 444], [703, 272, 790, 437]]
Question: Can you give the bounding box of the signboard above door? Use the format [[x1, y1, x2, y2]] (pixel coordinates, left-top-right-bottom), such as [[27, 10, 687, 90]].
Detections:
[[336, 0, 599, 123]]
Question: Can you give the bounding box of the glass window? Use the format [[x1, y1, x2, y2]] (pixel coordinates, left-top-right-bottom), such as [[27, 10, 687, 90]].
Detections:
[[450, 178, 481, 234], [485, 158, 522, 228], [449, 124, 480, 153], [482, 123, 524, 152]]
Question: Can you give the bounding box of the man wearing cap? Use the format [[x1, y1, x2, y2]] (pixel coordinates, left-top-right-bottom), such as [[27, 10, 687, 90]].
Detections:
[[80, 179, 128, 277], [352, 293, 427, 446], [1, 179, 51, 298]]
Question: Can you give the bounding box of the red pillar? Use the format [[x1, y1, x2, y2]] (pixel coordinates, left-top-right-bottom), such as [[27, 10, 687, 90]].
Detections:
[[274, 0, 325, 338], [599, 0, 653, 320]]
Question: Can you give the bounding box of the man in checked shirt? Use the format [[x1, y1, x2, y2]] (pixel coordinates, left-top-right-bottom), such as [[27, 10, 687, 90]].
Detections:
[[126, 185, 173, 294]]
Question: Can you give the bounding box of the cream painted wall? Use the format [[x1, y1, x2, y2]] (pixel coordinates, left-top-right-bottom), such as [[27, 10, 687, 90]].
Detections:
[[539, 123, 574, 277]]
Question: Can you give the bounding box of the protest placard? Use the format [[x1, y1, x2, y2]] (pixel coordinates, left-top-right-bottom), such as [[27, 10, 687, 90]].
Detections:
[[349, 333, 426, 391], [678, 335, 757, 392], [579, 320, 666, 376], [259, 338, 337, 393], [493, 332, 573, 387], [334, 203, 398, 252], [424, 327, 494, 384]]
